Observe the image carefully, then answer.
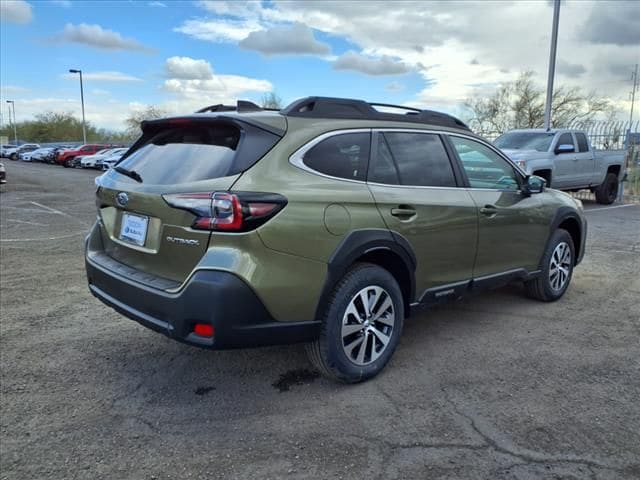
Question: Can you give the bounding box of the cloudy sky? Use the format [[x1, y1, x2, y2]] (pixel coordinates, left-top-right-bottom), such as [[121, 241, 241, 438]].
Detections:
[[0, 0, 638, 131]]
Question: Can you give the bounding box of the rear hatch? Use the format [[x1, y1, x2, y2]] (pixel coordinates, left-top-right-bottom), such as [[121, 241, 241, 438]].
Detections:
[[94, 115, 284, 284]]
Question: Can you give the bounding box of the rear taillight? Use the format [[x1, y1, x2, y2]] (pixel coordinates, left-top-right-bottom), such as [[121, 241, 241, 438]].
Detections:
[[162, 191, 287, 232]]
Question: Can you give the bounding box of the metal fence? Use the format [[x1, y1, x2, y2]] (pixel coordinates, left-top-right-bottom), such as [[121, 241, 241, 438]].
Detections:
[[564, 120, 640, 151], [563, 121, 640, 203]]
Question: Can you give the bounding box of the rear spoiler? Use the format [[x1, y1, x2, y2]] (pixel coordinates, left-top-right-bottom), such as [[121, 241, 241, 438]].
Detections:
[[195, 100, 279, 114], [139, 115, 285, 137]]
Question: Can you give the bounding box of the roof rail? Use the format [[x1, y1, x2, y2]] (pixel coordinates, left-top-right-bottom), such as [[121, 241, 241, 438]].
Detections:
[[196, 100, 279, 114], [280, 96, 470, 130]]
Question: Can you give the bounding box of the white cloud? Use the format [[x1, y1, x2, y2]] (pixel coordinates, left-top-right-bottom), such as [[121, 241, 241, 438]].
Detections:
[[174, 18, 261, 43], [148, 1, 166, 7], [162, 56, 272, 111], [165, 56, 214, 80], [1, 85, 30, 94], [56, 23, 154, 53], [51, 0, 71, 7], [197, 0, 263, 17], [1, 0, 33, 24], [239, 23, 331, 56], [91, 89, 110, 96], [61, 71, 143, 82], [334, 51, 411, 76]]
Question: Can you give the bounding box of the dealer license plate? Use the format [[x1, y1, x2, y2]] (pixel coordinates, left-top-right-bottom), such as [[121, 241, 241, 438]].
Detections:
[[119, 213, 149, 246]]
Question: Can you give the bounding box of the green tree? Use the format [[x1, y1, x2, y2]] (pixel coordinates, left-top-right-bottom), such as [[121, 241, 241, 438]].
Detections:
[[0, 111, 131, 144]]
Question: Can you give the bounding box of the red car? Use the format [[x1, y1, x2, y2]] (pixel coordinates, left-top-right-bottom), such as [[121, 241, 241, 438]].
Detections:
[[57, 144, 110, 167]]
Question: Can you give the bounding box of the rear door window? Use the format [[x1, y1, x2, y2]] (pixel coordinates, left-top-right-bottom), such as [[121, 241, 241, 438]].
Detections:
[[575, 133, 589, 153], [369, 132, 456, 187]]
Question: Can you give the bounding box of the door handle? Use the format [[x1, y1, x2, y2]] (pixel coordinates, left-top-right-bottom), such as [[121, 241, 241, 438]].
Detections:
[[391, 207, 417, 218], [480, 205, 498, 217]]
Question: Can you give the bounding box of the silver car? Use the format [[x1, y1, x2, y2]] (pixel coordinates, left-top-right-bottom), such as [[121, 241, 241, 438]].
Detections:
[[100, 149, 128, 170]]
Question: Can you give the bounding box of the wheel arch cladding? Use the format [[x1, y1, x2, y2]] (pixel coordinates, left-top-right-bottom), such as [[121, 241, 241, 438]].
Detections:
[[545, 207, 584, 267], [316, 229, 416, 319], [558, 217, 581, 262]]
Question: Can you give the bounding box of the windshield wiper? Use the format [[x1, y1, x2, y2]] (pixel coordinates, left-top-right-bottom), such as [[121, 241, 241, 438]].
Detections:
[[114, 166, 143, 183]]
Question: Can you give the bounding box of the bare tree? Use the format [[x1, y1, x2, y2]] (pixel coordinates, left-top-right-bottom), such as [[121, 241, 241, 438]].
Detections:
[[260, 92, 283, 109], [465, 71, 614, 136], [124, 105, 168, 139]]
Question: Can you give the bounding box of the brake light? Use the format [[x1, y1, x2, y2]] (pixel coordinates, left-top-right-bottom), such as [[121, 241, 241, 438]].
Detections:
[[162, 191, 286, 232]]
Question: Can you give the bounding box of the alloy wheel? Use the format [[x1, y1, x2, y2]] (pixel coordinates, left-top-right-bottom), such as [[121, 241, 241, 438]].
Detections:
[[549, 242, 572, 291], [341, 285, 395, 366]]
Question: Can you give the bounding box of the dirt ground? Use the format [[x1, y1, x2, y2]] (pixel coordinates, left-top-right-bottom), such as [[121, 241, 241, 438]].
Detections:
[[1, 161, 639, 479]]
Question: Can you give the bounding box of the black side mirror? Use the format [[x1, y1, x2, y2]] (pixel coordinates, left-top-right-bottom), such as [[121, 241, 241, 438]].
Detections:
[[523, 175, 545, 196], [555, 144, 574, 154]]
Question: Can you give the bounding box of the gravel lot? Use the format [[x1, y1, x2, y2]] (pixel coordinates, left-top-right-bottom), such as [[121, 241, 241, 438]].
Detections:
[[1, 161, 639, 479]]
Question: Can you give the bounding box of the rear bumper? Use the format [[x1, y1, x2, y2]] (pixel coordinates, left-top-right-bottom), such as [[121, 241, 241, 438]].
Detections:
[[85, 254, 320, 349]]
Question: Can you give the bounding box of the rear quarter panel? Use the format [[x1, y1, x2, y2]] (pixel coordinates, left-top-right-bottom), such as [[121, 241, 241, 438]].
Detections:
[[232, 119, 388, 263]]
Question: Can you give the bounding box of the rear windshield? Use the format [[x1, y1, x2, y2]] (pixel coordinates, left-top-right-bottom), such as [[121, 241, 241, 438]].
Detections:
[[494, 132, 555, 152], [116, 125, 241, 185]]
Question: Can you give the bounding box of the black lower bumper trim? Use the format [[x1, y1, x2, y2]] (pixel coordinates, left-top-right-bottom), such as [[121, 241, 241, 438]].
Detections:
[[86, 259, 320, 349]]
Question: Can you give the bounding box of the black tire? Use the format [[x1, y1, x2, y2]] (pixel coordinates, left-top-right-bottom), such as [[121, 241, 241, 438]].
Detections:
[[63, 157, 74, 168], [524, 229, 575, 302], [306, 263, 404, 383], [594, 172, 618, 205]]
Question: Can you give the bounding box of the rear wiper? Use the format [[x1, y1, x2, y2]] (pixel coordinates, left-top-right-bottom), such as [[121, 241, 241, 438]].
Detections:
[[114, 166, 143, 183]]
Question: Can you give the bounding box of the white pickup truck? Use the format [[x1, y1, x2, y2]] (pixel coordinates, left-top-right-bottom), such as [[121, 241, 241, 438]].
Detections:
[[494, 129, 626, 204]]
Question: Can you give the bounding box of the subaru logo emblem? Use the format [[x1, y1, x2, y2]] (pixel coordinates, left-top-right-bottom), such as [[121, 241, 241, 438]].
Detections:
[[116, 192, 129, 207]]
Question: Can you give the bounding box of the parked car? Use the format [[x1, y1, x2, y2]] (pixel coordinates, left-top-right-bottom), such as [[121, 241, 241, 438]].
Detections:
[[81, 148, 117, 169], [27, 147, 55, 163], [57, 144, 109, 167], [1, 144, 16, 158], [86, 96, 587, 383], [9, 144, 40, 160], [0, 162, 6, 184], [494, 129, 626, 204], [99, 148, 128, 170], [49, 145, 75, 164], [71, 155, 87, 168]]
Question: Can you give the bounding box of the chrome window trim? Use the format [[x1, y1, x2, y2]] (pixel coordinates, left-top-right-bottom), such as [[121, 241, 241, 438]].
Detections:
[[288, 127, 527, 191], [288, 128, 372, 184]]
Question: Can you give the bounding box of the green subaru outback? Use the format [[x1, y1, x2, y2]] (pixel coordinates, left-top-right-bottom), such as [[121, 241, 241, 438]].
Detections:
[[85, 97, 586, 383]]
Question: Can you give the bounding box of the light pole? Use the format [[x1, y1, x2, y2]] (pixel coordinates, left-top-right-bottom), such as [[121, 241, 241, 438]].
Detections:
[[69, 69, 87, 144], [543, 0, 561, 130], [6, 100, 18, 146]]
